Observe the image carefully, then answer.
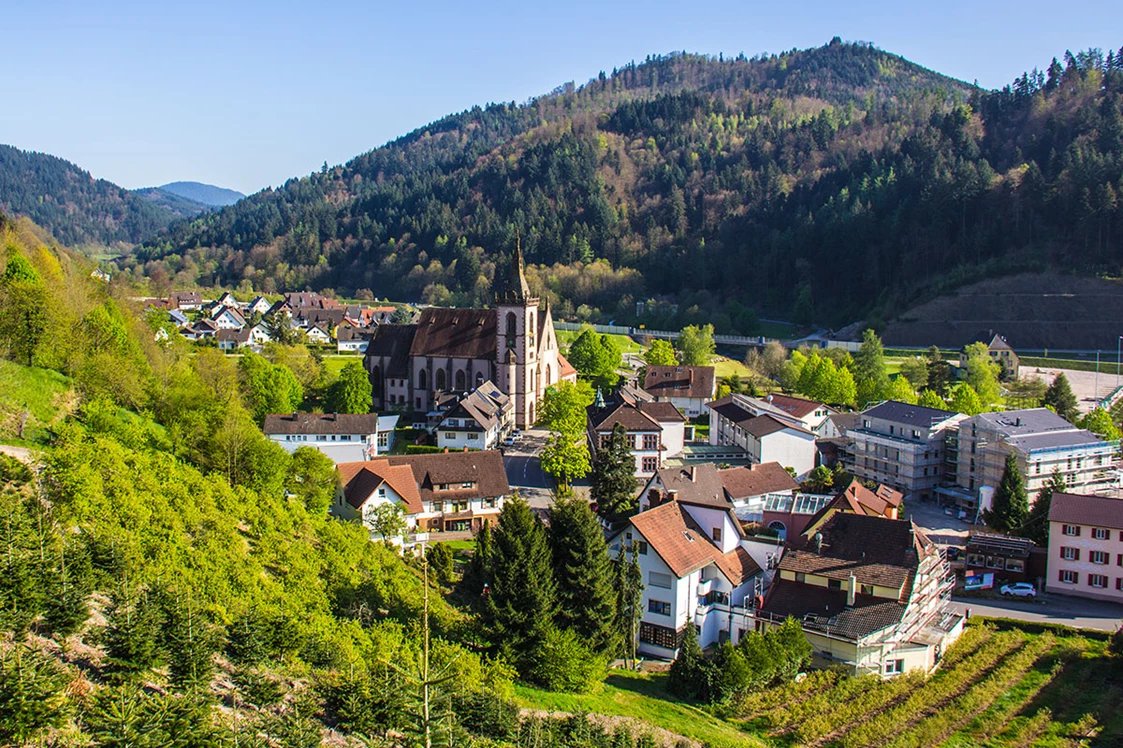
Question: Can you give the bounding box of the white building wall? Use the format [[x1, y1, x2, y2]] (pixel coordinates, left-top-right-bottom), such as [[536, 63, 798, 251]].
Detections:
[[758, 430, 817, 475], [661, 421, 685, 458], [269, 433, 374, 463]]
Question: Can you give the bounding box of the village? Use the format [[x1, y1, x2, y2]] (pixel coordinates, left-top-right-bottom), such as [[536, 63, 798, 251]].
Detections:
[[143, 246, 1123, 683]]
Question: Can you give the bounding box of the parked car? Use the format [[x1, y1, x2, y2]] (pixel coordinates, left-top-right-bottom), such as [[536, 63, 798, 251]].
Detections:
[[510, 430, 522, 439], [503, 436, 516, 447], [1000, 582, 1037, 599]]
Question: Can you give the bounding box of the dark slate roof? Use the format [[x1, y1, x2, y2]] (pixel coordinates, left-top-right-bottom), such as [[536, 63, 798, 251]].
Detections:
[[761, 581, 907, 640], [863, 400, 958, 428], [589, 402, 661, 432], [338, 324, 372, 343], [366, 324, 418, 377], [966, 533, 1034, 558], [643, 365, 716, 401], [638, 401, 686, 423], [410, 308, 496, 360], [764, 394, 826, 419], [744, 414, 799, 438], [263, 412, 381, 435], [381, 450, 510, 504], [1049, 492, 1123, 530]]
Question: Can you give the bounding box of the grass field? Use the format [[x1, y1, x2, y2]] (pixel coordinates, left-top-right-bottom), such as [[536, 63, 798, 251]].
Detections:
[[518, 620, 1122, 747], [0, 359, 73, 444], [712, 356, 753, 380], [556, 328, 646, 354], [515, 670, 762, 748], [322, 353, 364, 377]]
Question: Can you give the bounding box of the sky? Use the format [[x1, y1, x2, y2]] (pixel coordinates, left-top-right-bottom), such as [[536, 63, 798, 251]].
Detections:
[[4, 0, 1121, 196]]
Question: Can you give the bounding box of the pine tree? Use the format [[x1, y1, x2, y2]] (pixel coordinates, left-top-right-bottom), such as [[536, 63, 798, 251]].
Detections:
[[613, 545, 644, 667], [0, 491, 44, 633], [160, 592, 218, 693], [0, 644, 69, 745], [548, 497, 618, 654], [460, 520, 492, 598], [103, 587, 161, 681], [591, 423, 637, 521], [986, 453, 1030, 534], [486, 497, 557, 672], [226, 607, 271, 665], [1044, 373, 1079, 423], [1026, 469, 1067, 546], [426, 543, 455, 587], [667, 622, 709, 701], [40, 539, 93, 638], [853, 329, 889, 406]]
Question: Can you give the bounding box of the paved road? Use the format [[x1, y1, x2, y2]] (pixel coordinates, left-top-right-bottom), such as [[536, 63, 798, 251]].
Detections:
[[949, 592, 1123, 632], [502, 428, 555, 508]]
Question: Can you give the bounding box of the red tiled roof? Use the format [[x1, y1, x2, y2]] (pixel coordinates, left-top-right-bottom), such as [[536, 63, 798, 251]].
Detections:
[[380, 450, 510, 505], [338, 460, 424, 514], [652, 464, 728, 508], [719, 462, 799, 500], [1049, 492, 1123, 530], [556, 352, 577, 380], [409, 308, 496, 360], [643, 365, 716, 401], [763, 394, 824, 419], [630, 502, 761, 583]]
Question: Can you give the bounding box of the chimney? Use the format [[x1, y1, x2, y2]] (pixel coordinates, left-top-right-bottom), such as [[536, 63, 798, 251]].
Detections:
[[667, 489, 679, 504], [690, 465, 697, 482], [847, 574, 857, 606]]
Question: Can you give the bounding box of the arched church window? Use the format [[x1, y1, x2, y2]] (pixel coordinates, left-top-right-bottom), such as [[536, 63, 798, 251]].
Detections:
[[455, 369, 466, 391], [418, 369, 427, 390], [436, 368, 446, 391], [544, 364, 551, 386], [506, 312, 517, 343]]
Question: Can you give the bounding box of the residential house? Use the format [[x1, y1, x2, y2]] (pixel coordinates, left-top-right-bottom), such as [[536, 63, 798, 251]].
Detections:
[[363, 247, 577, 428], [211, 306, 246, 331], [707, 394, 818, 476], [638, 463, 726, 512], [168, 309, 189, 327], [642, 365, 717, 418], [808, 478, 904, 523], [964, 534, 1035, 584], [168, 291, 202, 311], [215, 291, 238, 309], [306, 323, 332, 345], [436, 381, 513, 451], [181, 318, 218, 341], [761, 394, 838, 437], [217, 328, 253, 351], [1046, 492, 1123, 602], [246, 296, 272, 316], [263, 412, 398, 463], [843, 400, 966, 501], [955, 409, 1115, 504], [337, 323, 372, 353], [960, 333, 1019, 380], [718, 461, 813, 539], [588, 388, 686, 479], [755, 513, 963, 676], [610, 495, 765, 657]]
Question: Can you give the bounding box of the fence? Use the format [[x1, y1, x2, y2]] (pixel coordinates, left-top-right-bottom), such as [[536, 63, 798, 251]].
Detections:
[[554, 321, 779, 347]]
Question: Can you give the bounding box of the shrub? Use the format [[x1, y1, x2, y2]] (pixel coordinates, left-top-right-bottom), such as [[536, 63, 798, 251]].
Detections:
[[530, 627, 606, 692]]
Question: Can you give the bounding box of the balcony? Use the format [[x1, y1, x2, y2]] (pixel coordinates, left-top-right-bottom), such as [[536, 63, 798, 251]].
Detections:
[[696, 578, 715, 596]]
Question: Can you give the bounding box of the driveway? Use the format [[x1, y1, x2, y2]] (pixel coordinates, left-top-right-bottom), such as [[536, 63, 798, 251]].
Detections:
[[904, 500, 975, 548], [949, 592, 1123, 632], [502, 428, 555, 508]]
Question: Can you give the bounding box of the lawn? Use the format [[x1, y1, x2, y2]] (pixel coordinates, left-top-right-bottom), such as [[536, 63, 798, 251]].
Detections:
[[323, 353, 364, 377], [712, 356, 753, 380], [515, 670, 762, 748], [0, 359, 73, 445], [555, 328, 645, 354]]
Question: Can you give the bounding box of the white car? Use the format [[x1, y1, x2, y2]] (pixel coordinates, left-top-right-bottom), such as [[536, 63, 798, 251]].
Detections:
[[502, 437, 517, 447], [1000, 582, 1037, 599]]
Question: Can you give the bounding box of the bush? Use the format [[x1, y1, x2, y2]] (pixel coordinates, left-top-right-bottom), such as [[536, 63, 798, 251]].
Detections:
[[530, 627, 606, 692]]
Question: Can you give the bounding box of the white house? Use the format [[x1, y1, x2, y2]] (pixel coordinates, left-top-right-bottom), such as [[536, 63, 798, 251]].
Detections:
[[246, 296, 272, 316], [306, 323, 332, 345], [436, 381, 513, 451], [211, 306, 247, 331], [642, 365, 717, 418], [263, 412, 398, 462], [337, 323, 372, 353], [216, 291, 239, 309], [610, 494, 765, 658], [588, 388, 686, 479], [707, 394, 817, 476], [759, 394, 838, 436], [334, 450, 511, 537], [217, 328, 253, 351]]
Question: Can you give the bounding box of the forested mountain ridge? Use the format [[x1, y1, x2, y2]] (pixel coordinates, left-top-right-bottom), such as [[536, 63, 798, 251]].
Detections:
[[126, 41, 1123, 331], [133, 186, 212, 217], [157, 180, 245, 206], [0, 144, 182, 247]]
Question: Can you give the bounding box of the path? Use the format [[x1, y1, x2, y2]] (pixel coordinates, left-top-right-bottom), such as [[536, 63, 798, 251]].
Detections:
[[0, 445, 34, 464]]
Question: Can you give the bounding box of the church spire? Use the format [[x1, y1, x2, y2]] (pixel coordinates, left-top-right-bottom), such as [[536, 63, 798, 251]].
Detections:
[[498, 234, 535, 304]]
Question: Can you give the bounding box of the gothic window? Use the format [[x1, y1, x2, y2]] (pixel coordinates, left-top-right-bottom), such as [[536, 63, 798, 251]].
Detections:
[[505, 312, 517, 343], [436, 369, 446, 391], [418, 369, 427, 390], [371, 366, 382, 397], [455, 369, 466, 391], [544, 364, 551, 386]]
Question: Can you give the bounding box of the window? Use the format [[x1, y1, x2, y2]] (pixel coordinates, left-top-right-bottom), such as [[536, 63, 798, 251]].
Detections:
[[642, 457, 658, 472], [860, 584, 874, 596], [986, 556, 1005, 570], [1092, 551, 1109, 565], [436, 369, 446, 391], [884, 659, 904, 675], [636, 540, 648, 555], [1118, 578, 1123, 591], [648, 600, 671, 616], [1006, 559, 1025, 573], [1089, 574, 1108, 589], [418, 369, 427, 389], [639, 622, 678, 649], [643, 433, 659, 450], [1093, 528, 1110, 541], [1062, 547, 1080, 561], [1063, 524, 1080, 536], [649, 571, 673, 589], [444, 432, 456, 440], [378, 487, 386, 497], [1059, 570, 1078, 584], [599, 434, 611, 449], [966, 553, 985, 568], [468, 432, 478, 440], [452, 501, 468, 512], [455, 369, 466, 390], [795, 572, 806, 583], [712, 527, 722, 542], [1118, 554, 1123, 567], [828, 579, 842, 591]]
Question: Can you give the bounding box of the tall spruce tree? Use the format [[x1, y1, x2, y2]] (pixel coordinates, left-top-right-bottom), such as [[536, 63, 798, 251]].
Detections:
[[1026, 469, 1067, 546], [160, 592, 218, 693], [613, 544, 644, 667], [460, 520, 492, 598], [853, 329, 890, 406], [548, 497, 618, 654], [103, 587, 161, 681], [986, 453, 1030, 534], [0, 644, 70, 746], [591, 423, 638, 521], [1044, 373, 1079, 423], [486, 496, 556, 672], [667, 622, 709, 701]]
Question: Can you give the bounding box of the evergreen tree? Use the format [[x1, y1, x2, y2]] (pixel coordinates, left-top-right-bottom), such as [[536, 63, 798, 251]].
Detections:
[[772, 616, 812, 681], [986, 453, 1030, 534], [41, 538, 93, 638], [426, 542, 455, 587], [487, 496, 557, 671], [0, 644, 70, 745], [613, 544, 643, 667], [590, 423, 638, 521], [0, 490, 44, 633], [667, 622, 709, 701], [103, 587, 162, 681], [1026, 469, 1067, 546], [1044, 373, 1079, 423], [326, 361, 373, 414], [226, 607, 272, 665], [852, 329, 889, 406], [160, 592, 218, 693], [925, 346, 952, 396], [548, 497, 618, 653], [460, 520, 492, 597]]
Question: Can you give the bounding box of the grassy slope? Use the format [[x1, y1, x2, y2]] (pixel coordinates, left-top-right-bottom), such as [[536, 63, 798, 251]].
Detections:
[[0, 359, 73, 444], [515, 670, 761, 748]]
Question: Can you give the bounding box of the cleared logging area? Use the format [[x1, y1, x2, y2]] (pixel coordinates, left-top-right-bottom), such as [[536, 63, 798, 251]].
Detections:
[[723, 620, 1123, 747]]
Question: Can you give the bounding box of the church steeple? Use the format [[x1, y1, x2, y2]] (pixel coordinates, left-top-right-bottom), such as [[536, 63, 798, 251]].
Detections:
[[497, 236, 536, 305]]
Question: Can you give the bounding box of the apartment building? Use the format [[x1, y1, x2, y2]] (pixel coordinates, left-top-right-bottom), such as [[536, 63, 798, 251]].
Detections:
[[1046, 492, 1123, 603], [843, 401, 966, 500], [588, 388, 685, 479], [264, 412, 398, 462], [955, 409, 1115, 498], [707, 394, 818, 475]]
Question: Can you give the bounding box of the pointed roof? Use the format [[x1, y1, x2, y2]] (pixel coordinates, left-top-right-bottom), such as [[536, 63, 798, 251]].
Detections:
[[497, 242, 536, 304]]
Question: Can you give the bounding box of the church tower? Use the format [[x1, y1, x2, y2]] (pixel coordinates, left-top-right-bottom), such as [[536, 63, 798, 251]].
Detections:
[[496, 242, 540, 428]]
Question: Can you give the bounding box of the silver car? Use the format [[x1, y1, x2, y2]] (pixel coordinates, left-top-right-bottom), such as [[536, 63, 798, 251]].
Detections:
[[1000, 582, 1037, 599]]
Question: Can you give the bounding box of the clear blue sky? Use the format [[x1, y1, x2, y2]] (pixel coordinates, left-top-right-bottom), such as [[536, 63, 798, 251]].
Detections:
[[4, 0, 1120, 195]]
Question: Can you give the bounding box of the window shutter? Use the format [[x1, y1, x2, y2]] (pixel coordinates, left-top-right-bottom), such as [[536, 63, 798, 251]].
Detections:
[[1076, 526, 1082, 536], [1075, 549, 1080, 561]]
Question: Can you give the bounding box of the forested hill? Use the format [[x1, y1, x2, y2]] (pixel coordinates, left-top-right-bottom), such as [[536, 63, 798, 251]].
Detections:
[[0, 144, 181, 247], [131, 41, 1123, 330]]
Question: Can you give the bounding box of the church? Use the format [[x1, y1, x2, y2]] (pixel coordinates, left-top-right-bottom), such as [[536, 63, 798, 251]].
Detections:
[[363, 247, 577, 429]]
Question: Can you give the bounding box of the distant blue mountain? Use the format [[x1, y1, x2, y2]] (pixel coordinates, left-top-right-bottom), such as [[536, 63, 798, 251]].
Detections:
[[157, 181, 244, 207]]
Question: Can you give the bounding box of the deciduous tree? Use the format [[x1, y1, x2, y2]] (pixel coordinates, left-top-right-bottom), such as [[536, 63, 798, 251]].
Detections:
[[644, 339, 677, 366], [678, 324, 716, 366]]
